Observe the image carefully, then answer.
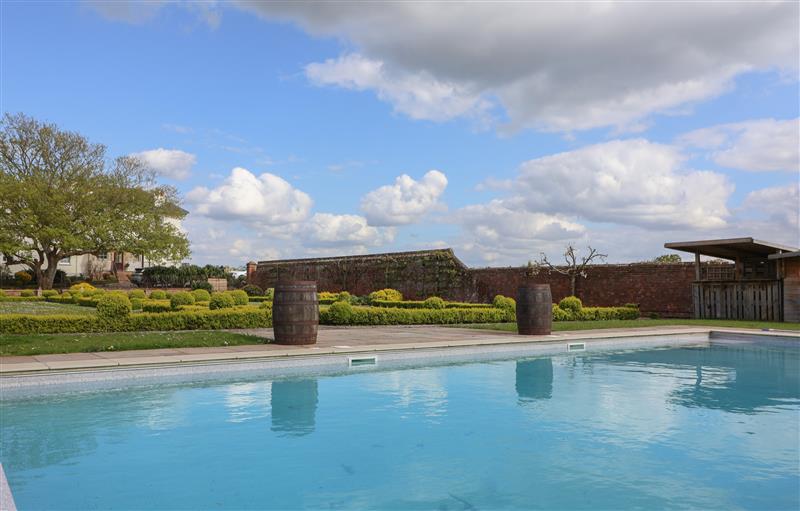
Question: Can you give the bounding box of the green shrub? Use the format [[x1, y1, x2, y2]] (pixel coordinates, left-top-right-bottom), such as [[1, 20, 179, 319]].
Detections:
[[15, 271, 32, 283], [209, 293, 236, 310], [130, 298, 143, 310], [493, 295, 516, 313], [170, 291, 195, 309], [69, 282, 96, 293], [164, 291, 173, 299], [128, 289, 146, 299], [0, 295, 46, 302], [320, 305, 511, 326], [337, 291, 352, 303], [649, 312, 660, 319], [96, 293, 132, 319], [558, 296, 583, 313], [0, 289, 5, 297], [42, 290, 59, 298], [326, 301, 353, 325], [623, 303, 639, 309], [45, 294, 77, 304], [192, 289, 211, 302], [142, 300, 172, 313], [228, 290, 249, 306], [370, 299, 490, 309], [242, 284, 263, 296], [423, 296, 446, 309], [264, 288, 274, 300], [368, 288, 403, 302], [77, 296, 98, 308], [0, 308, 272, 334], [247, 296, 272, 303], [552, 304, 572, 321], [20, 290, 35, 297], [149, 290, 167, 300]]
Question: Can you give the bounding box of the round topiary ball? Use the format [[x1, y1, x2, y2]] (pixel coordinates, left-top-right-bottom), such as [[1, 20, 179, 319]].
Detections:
[[192, 289, 211, 302], [42, 289, 59, 298], [170, 291, 196, 309], [128, 289, 146, 300], [228, 290, 249, 306], [209, 293, 236, 310], [96, 293, 132, 319], [149, 290, 166, 300], [20, 290, 35, 297], [326, 300, 353, 325], [558, 296, 583, 314], [423, 296, 446, 309]]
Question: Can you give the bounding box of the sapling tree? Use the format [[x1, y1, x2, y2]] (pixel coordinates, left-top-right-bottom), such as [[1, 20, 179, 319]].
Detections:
[[531, 245, 607, 296]]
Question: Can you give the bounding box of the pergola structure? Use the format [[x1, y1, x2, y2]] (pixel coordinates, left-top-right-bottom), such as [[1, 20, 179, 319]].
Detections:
[[665, 237, 798, 322]]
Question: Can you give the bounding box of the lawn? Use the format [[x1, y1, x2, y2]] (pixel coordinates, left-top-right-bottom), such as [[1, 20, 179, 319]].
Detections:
[[460, 318, 800, 332], [0, 301, 96, 315], [0, 331, 269, 356]]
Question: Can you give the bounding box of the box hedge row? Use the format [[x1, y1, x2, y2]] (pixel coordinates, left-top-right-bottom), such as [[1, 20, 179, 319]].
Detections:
[[0, 307, 273, 334]]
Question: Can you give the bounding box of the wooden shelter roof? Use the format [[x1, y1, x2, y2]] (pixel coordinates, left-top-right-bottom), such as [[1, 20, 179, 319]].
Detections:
[[664, 237, 797, 261]]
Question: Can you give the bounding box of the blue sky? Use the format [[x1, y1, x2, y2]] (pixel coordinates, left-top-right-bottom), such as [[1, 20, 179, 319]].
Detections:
[[2, 2, 798, 266]]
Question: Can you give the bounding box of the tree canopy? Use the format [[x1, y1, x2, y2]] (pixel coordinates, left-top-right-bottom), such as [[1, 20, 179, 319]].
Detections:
[[0, 113, 190, 289]]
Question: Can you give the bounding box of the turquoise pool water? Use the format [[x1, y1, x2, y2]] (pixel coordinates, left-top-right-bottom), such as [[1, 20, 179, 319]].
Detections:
[[1, 339, 798, 510]]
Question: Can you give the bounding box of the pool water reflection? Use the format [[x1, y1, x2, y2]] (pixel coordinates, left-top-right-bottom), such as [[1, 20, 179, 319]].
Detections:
[[1, 339, 798, 510]]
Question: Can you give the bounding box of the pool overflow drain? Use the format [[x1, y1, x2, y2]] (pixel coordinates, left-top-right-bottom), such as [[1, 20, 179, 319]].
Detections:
[[567, 342, 586, 352], [349, 356, 377, 367]]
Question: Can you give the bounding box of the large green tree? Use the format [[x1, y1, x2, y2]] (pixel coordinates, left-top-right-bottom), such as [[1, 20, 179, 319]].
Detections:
[[0, 113, 190, 289]]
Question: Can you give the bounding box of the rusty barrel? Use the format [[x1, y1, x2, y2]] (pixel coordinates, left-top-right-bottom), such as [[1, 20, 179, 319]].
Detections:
[[273, 281, 319, 345], [516, 284, 552, 335]]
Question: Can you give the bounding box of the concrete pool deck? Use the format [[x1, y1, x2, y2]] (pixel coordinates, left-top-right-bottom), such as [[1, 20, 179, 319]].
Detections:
[[1, 325, 797, 375]]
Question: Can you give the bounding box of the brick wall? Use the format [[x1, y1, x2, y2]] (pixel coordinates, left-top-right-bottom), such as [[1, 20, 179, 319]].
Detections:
[[250, 248, 705, 317]]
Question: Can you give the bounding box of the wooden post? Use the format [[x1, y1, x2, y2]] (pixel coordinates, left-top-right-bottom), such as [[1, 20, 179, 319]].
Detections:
[[694, 251, 701, 281]]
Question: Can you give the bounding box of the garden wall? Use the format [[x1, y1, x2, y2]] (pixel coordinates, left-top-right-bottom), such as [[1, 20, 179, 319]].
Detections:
[[251, 249, 704, 317]]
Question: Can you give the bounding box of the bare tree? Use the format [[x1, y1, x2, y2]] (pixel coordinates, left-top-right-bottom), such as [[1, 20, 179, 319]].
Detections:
[[532, 245, 607, 296]]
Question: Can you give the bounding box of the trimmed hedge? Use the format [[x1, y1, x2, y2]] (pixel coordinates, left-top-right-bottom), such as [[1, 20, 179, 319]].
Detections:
[[247, 296, 272, 303], [371, 299, 496, 310], [0, 307, 272, 334], [368, 288, 403, 302], [320, 305, 512, 325], [0, 296, 46, 302], [142, 300, 172, 313]]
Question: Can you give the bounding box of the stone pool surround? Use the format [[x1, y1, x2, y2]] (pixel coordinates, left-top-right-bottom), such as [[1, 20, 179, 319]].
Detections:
[[0, 327, 796, 397]]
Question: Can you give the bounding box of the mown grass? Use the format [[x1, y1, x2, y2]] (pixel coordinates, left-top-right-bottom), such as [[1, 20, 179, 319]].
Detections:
[[0, 331, 269, 356], [459, 318, 800, 333], [0, 301, 95, 316]]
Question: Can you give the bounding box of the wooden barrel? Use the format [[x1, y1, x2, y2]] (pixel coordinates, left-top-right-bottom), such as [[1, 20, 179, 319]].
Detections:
[[516, 284, 552, 335], [273, 281, 319, 345]]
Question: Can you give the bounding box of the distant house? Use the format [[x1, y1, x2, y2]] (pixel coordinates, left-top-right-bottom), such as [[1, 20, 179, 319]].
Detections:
[[1, 216, 186, 281], [1, 250, 183, 279]]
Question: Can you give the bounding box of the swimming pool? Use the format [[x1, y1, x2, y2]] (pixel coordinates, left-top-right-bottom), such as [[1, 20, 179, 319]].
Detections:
[[1, 335, 798, 510]]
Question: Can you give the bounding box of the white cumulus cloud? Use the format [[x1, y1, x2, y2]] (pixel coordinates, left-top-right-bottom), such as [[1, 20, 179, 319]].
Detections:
[[517, 139, 733, 229], [237, 2, 798, 132], [306, 54, 491, 123], [186, 167, 312, 224], [741, 183, 800, 235], [303, 213, 394, 248], [361, 170, 448, 226], [132, 148, 196, 180], [680, 118, 800, 172]]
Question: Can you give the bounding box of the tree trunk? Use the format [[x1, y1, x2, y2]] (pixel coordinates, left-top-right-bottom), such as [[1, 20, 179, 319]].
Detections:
[[39, 252, 62, 290], [33, 262, 45, 294], [570, 274, 577, 297]]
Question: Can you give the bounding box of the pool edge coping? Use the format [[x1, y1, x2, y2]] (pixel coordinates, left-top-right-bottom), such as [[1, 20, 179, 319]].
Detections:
[[1, 326, 796, 376]]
